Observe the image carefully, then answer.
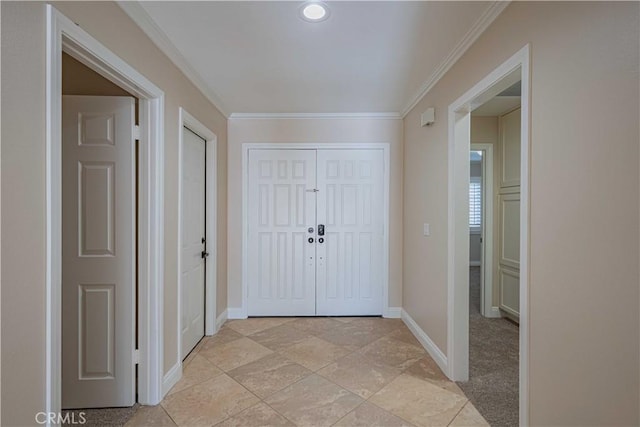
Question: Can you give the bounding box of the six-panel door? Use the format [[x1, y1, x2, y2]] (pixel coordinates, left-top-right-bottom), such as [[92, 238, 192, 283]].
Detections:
[[62, 96, 135, 408], [181, 127, 207, 358]]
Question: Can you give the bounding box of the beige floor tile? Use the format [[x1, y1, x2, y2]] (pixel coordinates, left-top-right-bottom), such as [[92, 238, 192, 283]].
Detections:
[[227, 353, 312, 398], [348, 317, 404, 334], [333, 317, 360, 323], [317, 322, 387, 351], [200, 327, 244, 352], [288, 317, 345, 335], [183, 337, 207, 368], [403, 356, 466, 397], [448, 402, 489, 427], [280, 336, 351, 371], [125, 405, 176, 427], [387, 326, 423, 348], [369, 374, 467, 427], [214, 402, 294, 427], [168, 354, 223, 396], [226, 318, 293, 336], [334, 402, 414, 427], [162, 374, 259, 426], [248, 324, 311, 351], [264, 374, 363, 427], [358, 336, 425, 370], [317, 353, 401, 398], [200, 337, 273, 371]]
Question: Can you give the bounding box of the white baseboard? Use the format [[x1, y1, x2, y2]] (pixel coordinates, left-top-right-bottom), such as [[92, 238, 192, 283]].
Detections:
[[484, 306, 502, 318], [401, 309, 448, 376], [227, 307, 247, 319], [215, 309, 228, 331], [383, 307, 402, 318], [162, 361, 182, 397], [469, 261, 481, 267]]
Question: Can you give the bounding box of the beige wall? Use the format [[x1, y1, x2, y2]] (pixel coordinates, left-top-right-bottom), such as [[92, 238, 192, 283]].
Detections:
[[403, 2, 639, 425], [227, 117, 403, 310], [1, 2, 228, 424]]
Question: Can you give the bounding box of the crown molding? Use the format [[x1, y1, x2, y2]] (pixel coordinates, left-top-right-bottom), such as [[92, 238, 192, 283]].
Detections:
[[229, 112, 402, 120], [400, 1, 511, 118], [117, 1, 230, 118]]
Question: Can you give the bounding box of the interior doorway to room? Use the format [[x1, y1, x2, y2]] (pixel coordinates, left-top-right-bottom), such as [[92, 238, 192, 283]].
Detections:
[[457, 82, 522, 426], [61, 54, 139, 410], [245, 147, 388, 317]]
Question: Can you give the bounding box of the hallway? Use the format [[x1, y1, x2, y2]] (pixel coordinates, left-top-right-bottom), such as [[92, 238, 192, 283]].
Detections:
[[457, 267, 519, 426], [125, 317, 488, 426]]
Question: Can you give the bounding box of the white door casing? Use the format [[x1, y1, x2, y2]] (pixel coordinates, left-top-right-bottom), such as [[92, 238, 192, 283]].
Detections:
[[316, 150, 384, 315], [180, 127, 206, 358], [62, 95, 135, 408], [247, 149, 317, 316], [247, 148, 384, 316]]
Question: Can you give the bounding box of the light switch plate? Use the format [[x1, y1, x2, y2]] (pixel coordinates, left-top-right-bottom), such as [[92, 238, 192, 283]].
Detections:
[[423, 223, 430, 236]]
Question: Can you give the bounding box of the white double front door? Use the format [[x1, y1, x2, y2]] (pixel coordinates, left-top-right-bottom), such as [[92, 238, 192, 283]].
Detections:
[[247, 149, 384, 316]]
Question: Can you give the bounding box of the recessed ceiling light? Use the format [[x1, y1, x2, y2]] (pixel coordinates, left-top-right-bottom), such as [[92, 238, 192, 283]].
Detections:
[[300, 2, 330, 23]]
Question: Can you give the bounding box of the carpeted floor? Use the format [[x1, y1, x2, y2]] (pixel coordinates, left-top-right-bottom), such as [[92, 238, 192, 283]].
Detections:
[[456, 266, 519, 427]]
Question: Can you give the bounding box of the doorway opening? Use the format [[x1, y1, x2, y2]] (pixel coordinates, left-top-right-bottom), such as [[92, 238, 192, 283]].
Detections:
[[457, 83, 522, 426], [46, 6, 166, 420], [447, 45, 530, 426], [60, 52, 140, 419], [240, 143, 391, 319]]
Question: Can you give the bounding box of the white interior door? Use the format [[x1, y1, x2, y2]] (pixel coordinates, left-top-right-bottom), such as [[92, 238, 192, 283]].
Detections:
[[62, 95, 135, 408], [181, 127, 206, 358], [247, 148, 384, 316], [316, 150, 384, 315], [247, 149, 317, 316]]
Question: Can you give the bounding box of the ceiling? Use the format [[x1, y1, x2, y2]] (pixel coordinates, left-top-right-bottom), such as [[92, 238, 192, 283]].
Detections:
[[122, 1, 504, 115]]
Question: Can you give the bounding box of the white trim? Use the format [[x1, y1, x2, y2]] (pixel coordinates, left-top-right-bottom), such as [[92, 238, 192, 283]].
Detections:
[[383, 307, 402, 319], [401, 309, 448, 374], [117, 2, 229, 117], [401, 1, 510, 117], [46, 6, 166, 416], [177, 108, 218, 363], [471, 142, 495, 318], [227, 308, 247, 320], [469, 261, 481, 267], [229, 112, 402, 120], [447, 44, 530, 426], [241, 143, 391, 318], [215, 309, 228, 330], [161, 362, 182, 397]]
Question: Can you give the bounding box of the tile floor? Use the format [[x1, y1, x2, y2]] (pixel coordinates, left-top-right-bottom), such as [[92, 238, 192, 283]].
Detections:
[[126, 317, 488, 427]]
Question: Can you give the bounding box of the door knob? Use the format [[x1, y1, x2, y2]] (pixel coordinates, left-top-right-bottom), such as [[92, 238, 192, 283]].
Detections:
[[308, 237, 314, 244], [318, 238, 324, 243], [201, 251, 209, 259]]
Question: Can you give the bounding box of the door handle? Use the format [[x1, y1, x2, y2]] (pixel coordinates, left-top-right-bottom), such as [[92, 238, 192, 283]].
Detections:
[[201, 251, 209, 259], [308, 237, 314, 244]]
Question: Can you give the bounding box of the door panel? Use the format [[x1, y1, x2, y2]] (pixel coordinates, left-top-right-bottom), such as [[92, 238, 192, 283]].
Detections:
[[181, 127, 206, 359], [316, 150, 384, 315], [62, 95, 135, 408], [248, 150, 317, 316]]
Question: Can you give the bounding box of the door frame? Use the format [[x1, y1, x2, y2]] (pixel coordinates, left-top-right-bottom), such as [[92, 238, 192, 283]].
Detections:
[[239, 143, 391, 318], [45, 5, 166, 416], [177, 108, 218, 364], [447, 45, 530, 426], [469, 143, 497, 318]]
